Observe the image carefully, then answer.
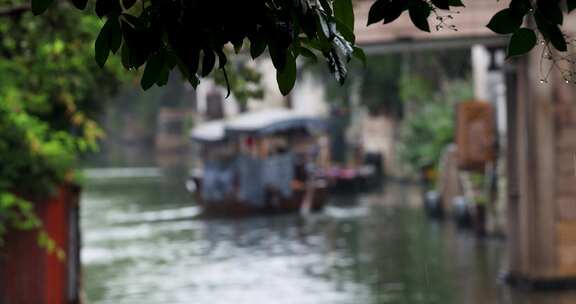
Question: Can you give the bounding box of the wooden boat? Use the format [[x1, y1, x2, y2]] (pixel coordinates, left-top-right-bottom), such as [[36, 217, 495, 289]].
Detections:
[[187, 109, 329, 215], [319, 164, 378, 192]]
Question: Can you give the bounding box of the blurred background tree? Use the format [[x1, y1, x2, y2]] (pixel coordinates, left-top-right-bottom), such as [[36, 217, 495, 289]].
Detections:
[[398, 78, 473, 172]]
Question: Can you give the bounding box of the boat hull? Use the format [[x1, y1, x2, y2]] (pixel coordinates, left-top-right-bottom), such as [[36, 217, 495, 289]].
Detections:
[[189, 177, 327, 216]]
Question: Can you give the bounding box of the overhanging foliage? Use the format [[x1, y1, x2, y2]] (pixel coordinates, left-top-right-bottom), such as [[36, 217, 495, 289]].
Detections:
[[27, 0, 576, 93], [28, 0, 367, 95]]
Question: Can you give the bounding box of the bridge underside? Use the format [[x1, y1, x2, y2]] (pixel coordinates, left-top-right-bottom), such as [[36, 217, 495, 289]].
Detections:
[[353, 0, 507, 54], [359, 35, 507, 55]]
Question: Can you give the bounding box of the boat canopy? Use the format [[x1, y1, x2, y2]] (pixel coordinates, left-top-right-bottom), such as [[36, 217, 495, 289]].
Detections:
[[190, 120, 226, 143], [190, 109, 324, 143], [225, 109, 324, 136]]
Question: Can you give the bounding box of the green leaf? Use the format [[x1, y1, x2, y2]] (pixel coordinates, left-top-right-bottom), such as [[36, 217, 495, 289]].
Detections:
[[487, 9, 523, 34], [334, 0, 354, 32], [165, 52, 178, 69], [385, 1, 405, 24], [534, 10, 549, 37], [509, 0, 531, 16], [335, 19, 356, 44], [569, 0, 576, 13], [121, 13, 145, 29], [31, 0, 54, 15], [269, 42, 288, 71], [383, 0, 405, 24], [319, 0, 333, 15], [71, 0, 88, 10], [96, 0, 121, 18], [507, 28, 537, 58], [327, 48, 348, 85], [352, 47, 367, 66], [95, 0, 107, 18], [409, 1, 431, 32], [333, 35, 354, 61], [232, 38, 244, 54], [301, 38, 331, 56], [547, 25, 567, 52], [185, 48, 201, 75], [536, 0, 562, 25], [156, 67, 170, 86], [367, 0, 406, 25], [318, 13, 334, 40], [300, 11, 318, 39], [95, 17, 122, 66], [95, 23, 110, 67], [277, 52, 297, 96], [220, 68, 230, 97], [367, 0, 387, 25], [123, 0, 137, 10], [201, 49, 216, 77], [108, 18, 122, 54], [189, 74, 201, 90], [535, 11, 567, 52], [176, 59, 191, 79], [299, 47, 318, 63], [448, 0, 464, 7], [249, 32, 267, 59], [431, 0, 449, 10], [216, 48, 227, 68], [120, 43, 131, 69], [141, 50, 166, 90]]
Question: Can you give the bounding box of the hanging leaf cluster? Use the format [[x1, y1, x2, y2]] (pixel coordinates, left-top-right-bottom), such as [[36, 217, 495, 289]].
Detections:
[[29, 0, 576, 93], [367, 0, 464, 32], [487, 0, 575, 58], [31, 0, 363, 95]]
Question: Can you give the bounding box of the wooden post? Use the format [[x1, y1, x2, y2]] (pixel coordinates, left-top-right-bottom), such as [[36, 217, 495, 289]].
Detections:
[[505, 48, 576, 287]]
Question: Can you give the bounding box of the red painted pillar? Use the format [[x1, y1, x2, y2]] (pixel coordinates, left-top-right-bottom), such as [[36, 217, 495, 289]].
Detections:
[[0, 185, 81, 304]]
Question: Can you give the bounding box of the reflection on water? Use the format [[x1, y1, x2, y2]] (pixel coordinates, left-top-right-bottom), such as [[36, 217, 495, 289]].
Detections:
[[82, 168, 576, 304]]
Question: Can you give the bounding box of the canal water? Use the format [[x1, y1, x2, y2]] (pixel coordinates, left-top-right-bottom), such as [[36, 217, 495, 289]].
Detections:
[[81, 167, 576, 304]]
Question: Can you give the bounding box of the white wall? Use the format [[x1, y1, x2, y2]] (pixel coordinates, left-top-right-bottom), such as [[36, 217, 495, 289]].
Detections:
[[291, 71, 329, 116]]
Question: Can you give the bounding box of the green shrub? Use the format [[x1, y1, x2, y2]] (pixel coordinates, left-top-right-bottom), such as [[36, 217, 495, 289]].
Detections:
[[0, 1, 124, 248]]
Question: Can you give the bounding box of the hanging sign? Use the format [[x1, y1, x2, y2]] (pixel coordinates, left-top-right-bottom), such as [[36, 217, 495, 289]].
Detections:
[[456, 101, 496, 171]]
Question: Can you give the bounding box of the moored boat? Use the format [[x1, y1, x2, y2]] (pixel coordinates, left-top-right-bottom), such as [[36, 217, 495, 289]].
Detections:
[[188, 109, 329, 215]]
